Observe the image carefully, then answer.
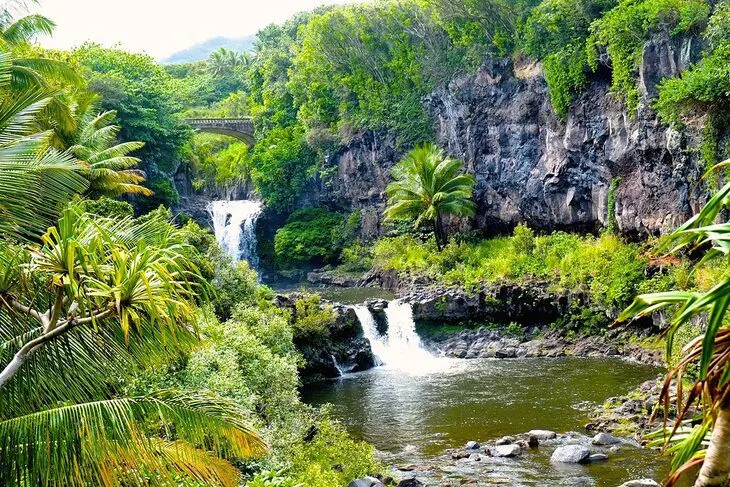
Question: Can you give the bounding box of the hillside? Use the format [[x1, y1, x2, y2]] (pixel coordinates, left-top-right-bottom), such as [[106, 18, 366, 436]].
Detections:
[[162, 35, 255, 64]]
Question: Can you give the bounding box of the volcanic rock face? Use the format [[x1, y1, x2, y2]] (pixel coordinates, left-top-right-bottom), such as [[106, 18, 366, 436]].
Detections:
[[327, 33, 706, 238]]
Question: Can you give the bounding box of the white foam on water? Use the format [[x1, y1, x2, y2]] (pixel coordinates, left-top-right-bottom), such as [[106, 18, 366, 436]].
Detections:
[[353, 300, 452, 375]]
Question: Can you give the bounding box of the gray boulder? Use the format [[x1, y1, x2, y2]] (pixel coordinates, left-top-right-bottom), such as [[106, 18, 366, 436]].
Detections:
[[588, 453, 609, 462], [397, 479, 424, 487], [527, 429, 557, 440], [593, 432, 621, 445], [348, 477, 385, 487], [550, 444, 591, 463], [466, 440, 481, 449], [617, 481, 661, 487], [490, 444, 523, 457]]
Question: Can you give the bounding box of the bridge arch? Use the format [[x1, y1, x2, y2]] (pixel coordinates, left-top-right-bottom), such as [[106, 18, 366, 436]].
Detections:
[[183, 118, 255, 146]]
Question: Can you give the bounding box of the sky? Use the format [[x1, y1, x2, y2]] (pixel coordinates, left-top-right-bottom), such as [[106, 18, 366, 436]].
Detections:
[[30, 0, 360, 60]]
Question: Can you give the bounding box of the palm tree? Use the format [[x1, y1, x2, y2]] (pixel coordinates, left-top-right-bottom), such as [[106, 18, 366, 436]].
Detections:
[[620, 159, 730, 487], [208, 47, 243, 77], [68, 101, 152, 197], [0, 205, 267, 485], [384, 143, 476, 250], [0, 50, 88, 240]]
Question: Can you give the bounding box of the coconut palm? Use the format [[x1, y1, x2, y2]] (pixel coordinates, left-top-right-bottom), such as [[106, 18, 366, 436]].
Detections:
[[0, 50, 88, 240], [0, 205, 267, 486], [208, 47, 244, 77], [68, 101, 152, 197], [620, 159, 730, 487], [384, 143, 476, 250]]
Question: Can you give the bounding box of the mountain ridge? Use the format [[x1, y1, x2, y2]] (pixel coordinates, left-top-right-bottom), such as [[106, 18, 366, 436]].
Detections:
[[163, 35, 255, 64]]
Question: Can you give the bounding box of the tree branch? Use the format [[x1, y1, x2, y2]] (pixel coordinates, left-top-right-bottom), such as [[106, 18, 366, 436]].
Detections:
[[0, 306, 115, 389]]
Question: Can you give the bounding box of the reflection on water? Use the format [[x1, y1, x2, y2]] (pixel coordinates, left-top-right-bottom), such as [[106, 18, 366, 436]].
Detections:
[[302, 357, 669, 486], [268, 282, 395, 305]]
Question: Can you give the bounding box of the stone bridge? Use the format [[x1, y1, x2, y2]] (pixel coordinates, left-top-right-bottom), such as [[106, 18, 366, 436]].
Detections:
[[183, 118, 255, 145]]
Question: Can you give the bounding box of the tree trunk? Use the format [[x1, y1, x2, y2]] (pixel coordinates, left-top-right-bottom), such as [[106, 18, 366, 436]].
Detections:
[[434, 214, 445, 251], [695, 404, 730, 487]]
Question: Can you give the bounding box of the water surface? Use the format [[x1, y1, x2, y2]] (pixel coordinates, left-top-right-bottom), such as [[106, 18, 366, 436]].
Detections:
[[303, 357, 669, 486]]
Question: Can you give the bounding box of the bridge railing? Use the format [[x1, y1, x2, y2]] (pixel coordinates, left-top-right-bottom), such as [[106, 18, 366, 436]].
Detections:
[[184, 118, 253, 125]]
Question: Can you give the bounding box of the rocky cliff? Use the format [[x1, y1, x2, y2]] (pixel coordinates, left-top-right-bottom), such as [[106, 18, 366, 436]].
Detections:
[[327, 33, 707, 238]]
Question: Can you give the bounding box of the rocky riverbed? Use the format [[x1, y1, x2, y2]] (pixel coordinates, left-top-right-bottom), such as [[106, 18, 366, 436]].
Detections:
[[349, 429, 664, 487]]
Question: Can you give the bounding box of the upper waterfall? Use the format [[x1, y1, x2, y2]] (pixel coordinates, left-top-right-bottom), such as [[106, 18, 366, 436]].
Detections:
[[207, 200, 263, 268]]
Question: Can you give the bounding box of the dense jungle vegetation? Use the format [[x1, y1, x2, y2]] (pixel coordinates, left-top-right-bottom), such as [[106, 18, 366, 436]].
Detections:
[[0, 0, 730, 485]]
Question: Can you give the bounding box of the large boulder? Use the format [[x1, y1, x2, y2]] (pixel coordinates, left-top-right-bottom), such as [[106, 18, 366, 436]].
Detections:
[[489, 444, 523, 457], [348, 477, 385, 487], [550, 444, 591, 463], [397, 479, 424, 487]]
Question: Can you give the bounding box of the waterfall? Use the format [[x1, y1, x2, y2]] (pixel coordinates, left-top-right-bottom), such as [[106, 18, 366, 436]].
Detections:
[[353, 300, 437, 372], [207, 200, 262, 268]]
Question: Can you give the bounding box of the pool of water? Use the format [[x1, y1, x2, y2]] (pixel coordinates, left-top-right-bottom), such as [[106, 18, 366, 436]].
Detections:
[[302, 357, 670, 486], [269, 282, 395, 305]]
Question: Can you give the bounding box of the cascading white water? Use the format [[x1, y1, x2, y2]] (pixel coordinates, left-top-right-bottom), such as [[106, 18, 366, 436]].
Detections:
[[207, 200, 262, 268], [354, 300, 439, 372]]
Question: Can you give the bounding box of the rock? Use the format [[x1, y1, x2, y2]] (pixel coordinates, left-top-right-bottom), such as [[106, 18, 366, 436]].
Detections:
[[588, 453, 609, 462], [451, 451, 470, 460], [396, 464, 417, 471], [465, 440, 481, 449], [527, 429, 557, 440], [348, 477, 385, 487], [592, 432, 621, 445], [489, 444, 523, 457], [617, 480, 661, 487], [495, 436, 514, 445], [550, 445, 591, 464], [527, 435, 540, 448], [397, 479, 424, 487]]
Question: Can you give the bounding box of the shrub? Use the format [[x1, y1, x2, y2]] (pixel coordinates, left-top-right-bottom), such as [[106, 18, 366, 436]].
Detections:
[[274, 208, 347, 268], [512, 222, 536, 254], [588, 0, 710, 113], [291, 293, 336, 341], [340, 243, 374, 273], [371, 231, 648, 309], [81, 197, 134, 219]]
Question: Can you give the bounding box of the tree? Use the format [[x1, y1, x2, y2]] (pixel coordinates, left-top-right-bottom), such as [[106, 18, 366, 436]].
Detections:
[[383, 144, 476, 250], [68, 101, 152, 197], [0, 51, 88, 240], [620, 159, 730, 487], [0, 206, 267, 486]]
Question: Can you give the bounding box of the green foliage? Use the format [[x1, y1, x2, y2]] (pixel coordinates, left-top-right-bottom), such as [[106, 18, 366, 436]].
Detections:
[[656, 35, 730, 126], [519, 0, 615, 117], [138, 176, 180, 213], [291, 293, 337, 341], [373, 231, 647, 309], [286, 414, 381, 486], [588, 0, 710, 113], [251, 125, 317, 211], [184, 135, 252, 192], [289, 2, 460, 146], [274, 208, 348, 268], [73, 43, 192, 177], [81, 196, 134, 219], [340, 243, 375, 273], [512, 223, 536, 254]]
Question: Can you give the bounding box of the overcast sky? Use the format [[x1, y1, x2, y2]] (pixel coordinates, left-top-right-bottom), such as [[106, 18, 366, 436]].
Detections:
[[31, 0, 360, 60]]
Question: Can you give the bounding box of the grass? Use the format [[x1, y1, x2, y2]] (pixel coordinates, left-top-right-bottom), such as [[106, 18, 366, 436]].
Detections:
[[372, 227, 648, 310]]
